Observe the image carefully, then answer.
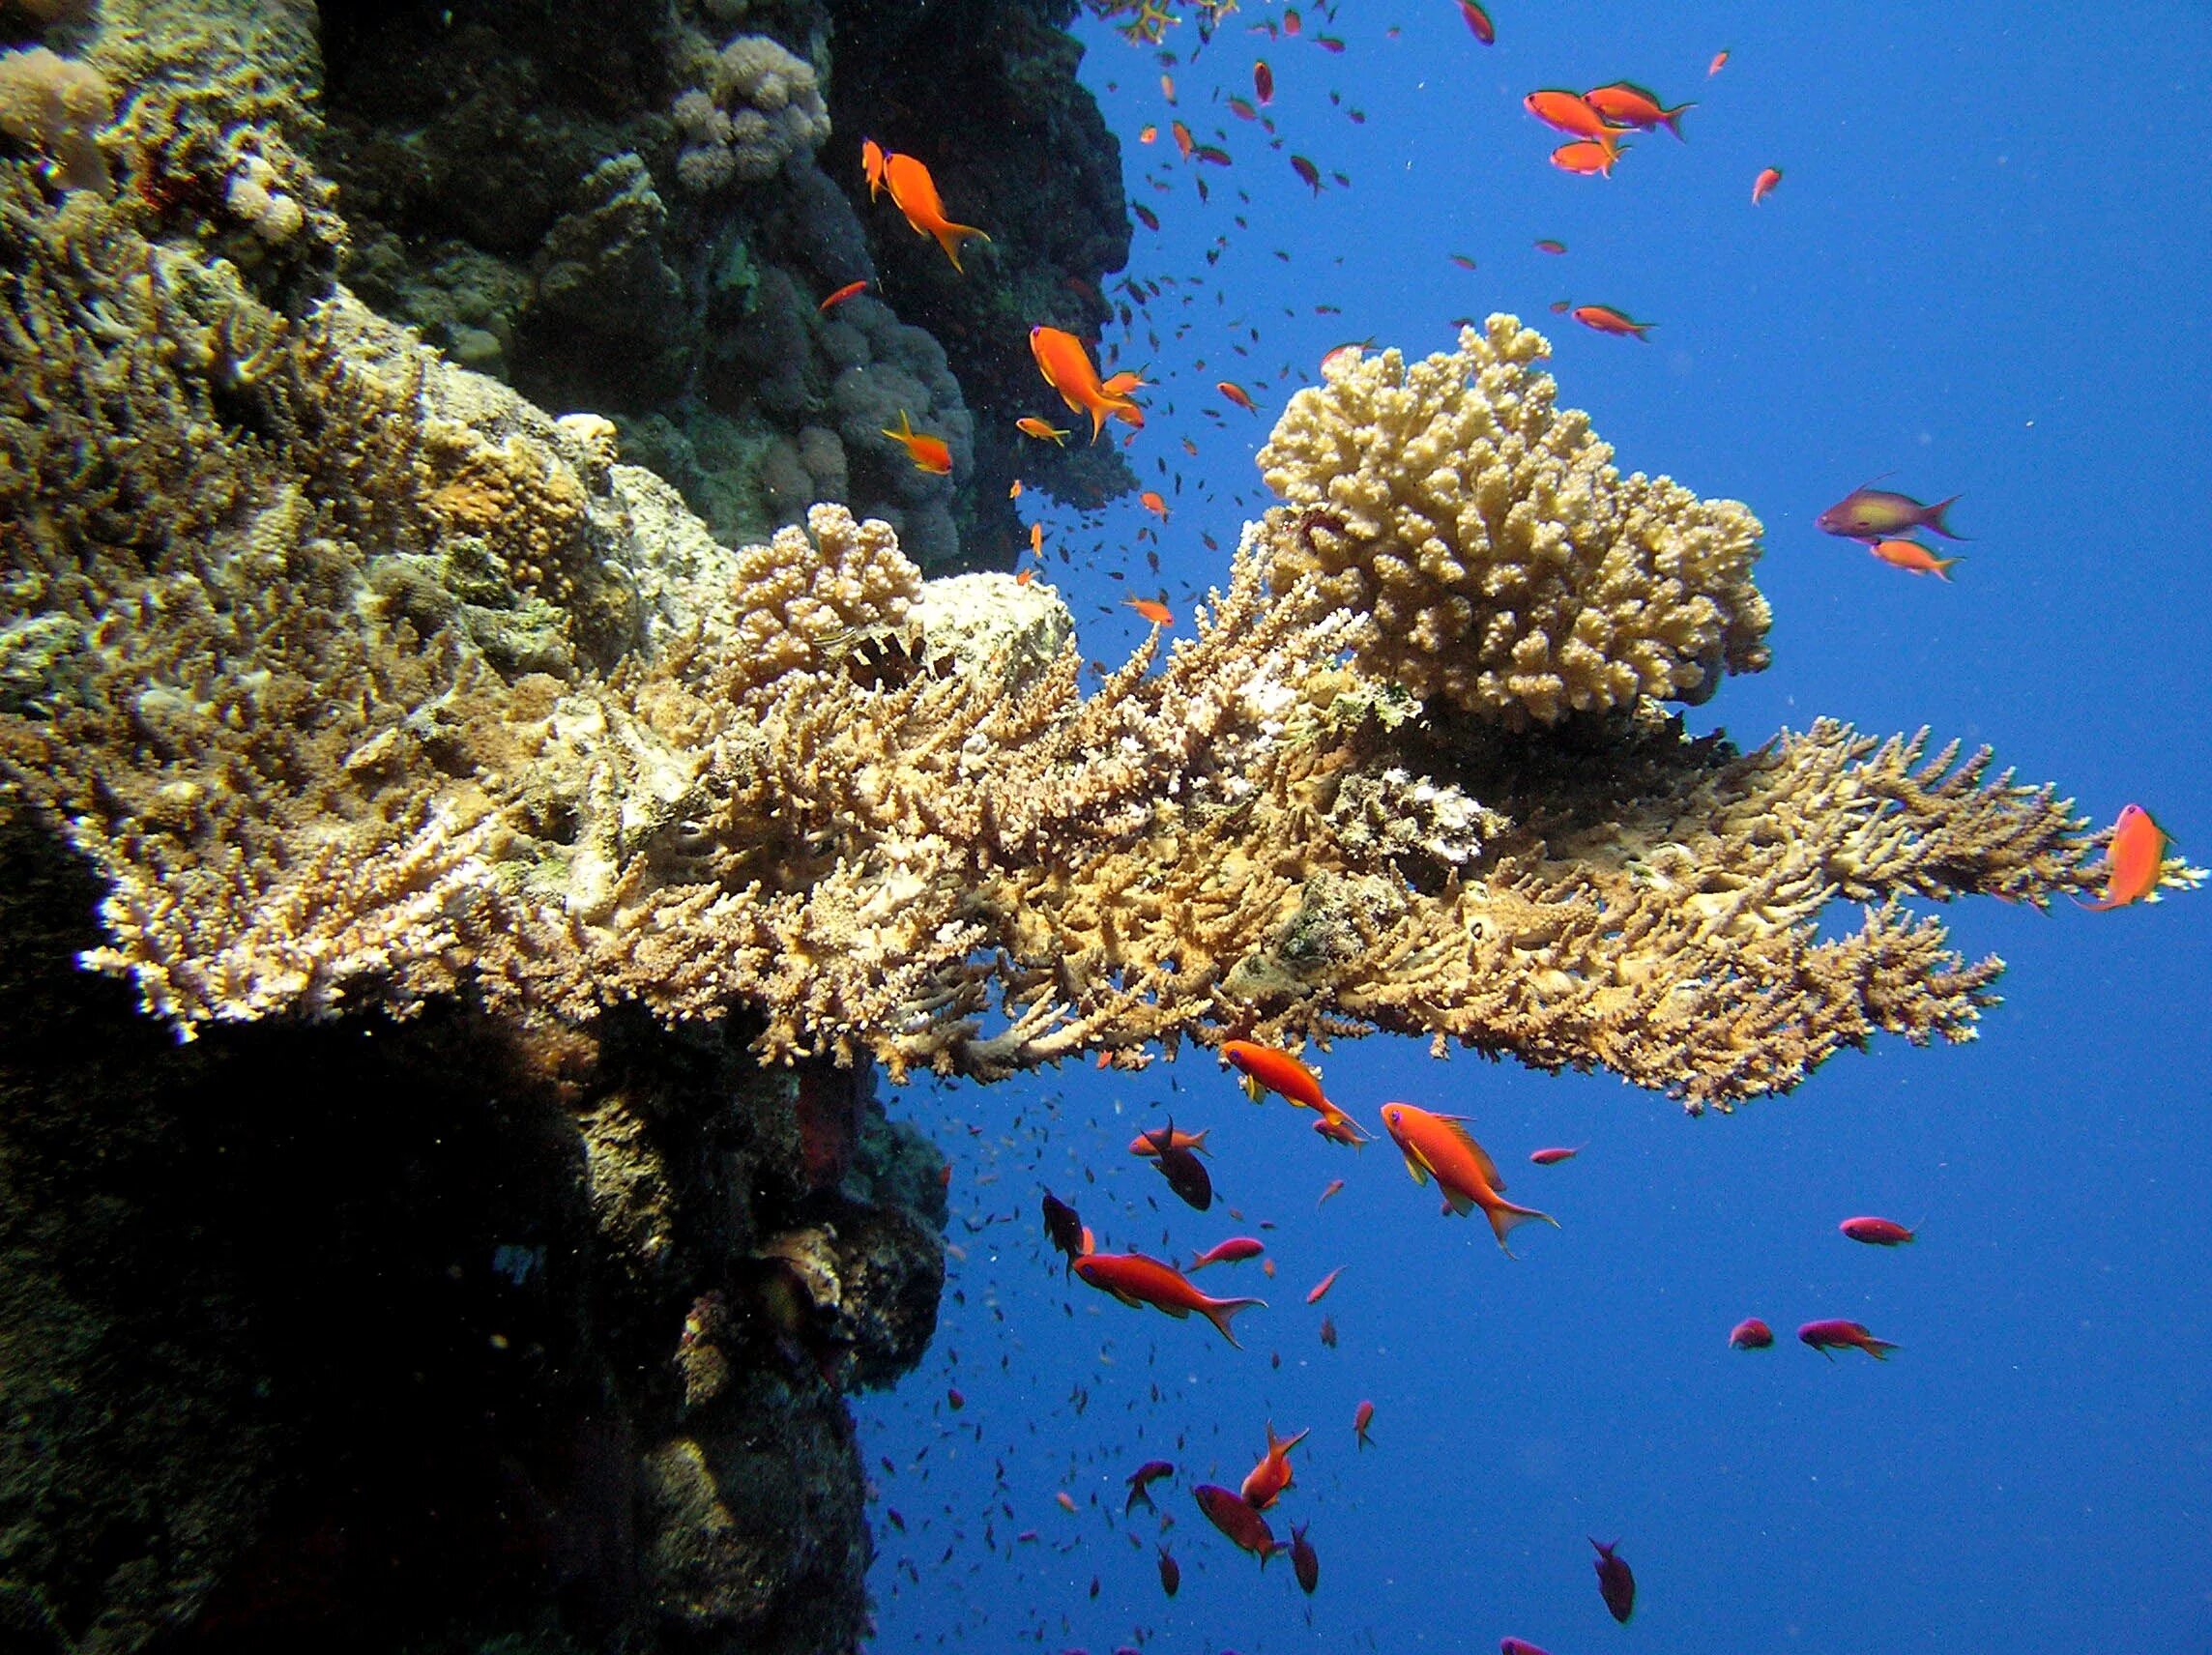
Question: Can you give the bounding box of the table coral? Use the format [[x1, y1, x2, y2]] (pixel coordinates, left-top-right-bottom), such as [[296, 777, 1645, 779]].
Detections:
[[1258, 316, 1772, 729]]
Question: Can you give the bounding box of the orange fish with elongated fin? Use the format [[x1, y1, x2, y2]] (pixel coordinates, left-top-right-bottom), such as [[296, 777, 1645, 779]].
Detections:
[[1379, 1102, 1558, 1252], [881, 410, 950, 475], [1072, 1250, 1264, 1345], [1016, 416, 1070, 445], [1238, 1422, 1309, 1510], [882, 152, 991, 272], [1221, 1039, 1330, 1111], [1030, 325, 1144, 441]]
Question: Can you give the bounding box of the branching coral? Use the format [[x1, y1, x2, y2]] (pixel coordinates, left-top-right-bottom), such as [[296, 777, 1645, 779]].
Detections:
[[1259, 317, 1772, 729], [0, 162, 2169, 1106]]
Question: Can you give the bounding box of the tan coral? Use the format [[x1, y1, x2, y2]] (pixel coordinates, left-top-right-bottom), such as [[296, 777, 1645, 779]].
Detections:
[[1257, 315, 1772, 729]]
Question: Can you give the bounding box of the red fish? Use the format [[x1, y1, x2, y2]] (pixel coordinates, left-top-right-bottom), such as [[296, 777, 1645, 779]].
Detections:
[[1353, 1398, 1374, 1448], [1840, 1216, 1916, 1246], [1171, 119, 1195, 160], [1320, 340, 1369, 375], [1500, 1642, 1553, 1655], [1189, 1236, 1265, 1270], [1072, 1251, 1264, 1344], [1798, 1319, 1900, 1360], [1867, 538, 1959, 579], [1125, 596, 1173, 626], [1222, 1039, 1331, 1112], [1254, 60, 1274, 104], [1572, 303, 1653, 339], [1524, 90, 1626, 146], [1533, 238, 1567, 254], [1218, 379, 1257, 412], [1816, 483, 1965, 541], [1583, 80, 1694, 139], [1030, 325, 1143, 441], [1138, 124, 1157, 144], [1730, 1317, 1774, 1350], [1708, 48, 1730, 75], [1238, 1421, 1309, 1509], [1289, 1521, 1320, 1593], [1528, 1145, 1583, 1165], [1550, 139, 1627, 177], [1282, 6, 1301, 34], [1125, 1459, 1175, 1514], [1456, 0, 1495, 44], [881, 410, 951, 474], [882, 152, 991, 272], [1194, 1484, 1278, 1564], [1304, 1266, 1345, 1304], [1054, 1490, 1077, 1514], [1130, 1125, 1210, 1157], [1157, 1544, 1179, 1596], [1380, 1103, 1558, 1251], [1590, 1537, 1636, 1623], [1192, 144, 1233, 166], [1752, 164, 1783, 203], [1310, 1103, 1371, 1147], [1449, 252, 1478, 271], [2083, 803, 2173, 911], [817, 278, 868, 311]]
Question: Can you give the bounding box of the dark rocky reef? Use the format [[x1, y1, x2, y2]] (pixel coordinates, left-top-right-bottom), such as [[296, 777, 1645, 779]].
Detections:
[[0, 809, 945, 1655]]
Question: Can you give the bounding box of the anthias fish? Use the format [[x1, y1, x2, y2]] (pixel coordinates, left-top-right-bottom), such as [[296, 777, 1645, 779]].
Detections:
[[1799, 1319, 1900, 1360], [1238, 1421, 1309, 1510], [1752, 164, 1784, 203], [1353, 1398, 1375, 1447], [1840, 1215, 1916, 1245], [1125, 1459, 1174, 1515], [1289, 1521, 1320, 1594], [881, 152, 991, 272], [1379, 1102, 1558, 1251], [1030, 326, 1144, 441], [1072, 1251, 1264, 1345], [1193, 1484, 1278, 1563], [1143, 1119, 1212, 1210], [880, 410, 951, 474], [1867, 537, 1961, 579], [1583, 80, 1694, 138], [1040, 1190, 1088, 1272], [1591, 1537, 1637, 1623], [1730, 1318, 1775, 1350], [1221, 1039, 1331, 1112], [1130, 1125, 1209, 1157], [1816, 483, 1965, 541], [1189, 1235, 1265, 1270], [2083, 803, 2171, 910]]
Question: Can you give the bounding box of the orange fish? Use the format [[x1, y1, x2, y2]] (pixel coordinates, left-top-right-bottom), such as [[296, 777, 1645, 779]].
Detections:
[[1139, 490, 1170, 520], [1228, 97, 1259, 122], [1283, 6, 1301, 34], [1583, 81, 1694, 139], [1304, 1265, 1344, 1304], [1551, 139, 1626, 176], [1101, 368, 1150, 396], [1222, 1039, 1332, 1112], [1457, 0, 1495, 44], [1125, 596, 1173, 626], [1129, 1125, 1210, 1157], [1867, 538, 1960, 580], [881, 410, 951, 475], [1029, 521, 1043, 558], [1318, 1176, 1346, 1207], [1320, 340, 1370, 374], [1161, 73, 1177, 104], [817, 278, 868, 312], [1055, 1490, 1078, 1514], [1015, 567, 1036, 586], [1353, 1399, 1375, 1448], [1189, 1236, 1265, 1270], [1016, 415, 1071, 445], [1218, 379, 1257, 412], [1171, 120, 1195, 160], [1030, 325, 1144, 442], [882, 152, 992, 272], [1238, 1422, 1309, 1510], [1379, 1102, 1559, 1252], [1524, 90, 1626, 146], [1572, 303, 1653, 339], [2083, 803, 2172, 911], [1008, 478, 1023, 499], [1309, 1101, 1370, 1147], [1071, 1251, 1264, 1345], [861, 136, 887, 200], [1708, 48, 1731, 75], [1753, 164, 1784, 204], [1139, 123, 1158, 144]]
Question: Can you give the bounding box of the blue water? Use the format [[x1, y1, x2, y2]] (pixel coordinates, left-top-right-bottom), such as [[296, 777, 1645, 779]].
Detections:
[[858, 3, 2212, 1649]]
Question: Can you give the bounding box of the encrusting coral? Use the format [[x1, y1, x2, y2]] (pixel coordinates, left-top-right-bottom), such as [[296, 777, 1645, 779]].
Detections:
[[672, 33, 832, 193], [1259, 318, 1772, 729], [0, 136, 2179, 1108]]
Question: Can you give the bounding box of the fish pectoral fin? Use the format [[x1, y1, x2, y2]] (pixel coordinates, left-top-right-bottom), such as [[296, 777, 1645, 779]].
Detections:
[[1441, 1185, 1475, 1217], [1397, 1147, 1433, 1187]]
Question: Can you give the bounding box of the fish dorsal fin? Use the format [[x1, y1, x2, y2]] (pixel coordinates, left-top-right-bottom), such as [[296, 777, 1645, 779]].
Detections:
[[1433, 1115, 1506, 1192]]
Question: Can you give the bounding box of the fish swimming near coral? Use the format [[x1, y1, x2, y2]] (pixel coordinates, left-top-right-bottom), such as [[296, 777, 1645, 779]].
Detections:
[[1143, 1119, 1213, 1210], [1130, 1125, 1210, 1157], [881, 151, 992, 271], [2082, 803, 2172, 910], [881, 410, 951, 474], [1016, 416, 1071, 445], [1030, 325, 1144, 441], [1572, 303, 1653, 338], [1866, 537, 1961, 579], [1221, 1039, 1331, 1112], [1072, 1250, 1264, 1345], [1816, 483, 1965, 542], [1380, 1103, 1558, 1251]]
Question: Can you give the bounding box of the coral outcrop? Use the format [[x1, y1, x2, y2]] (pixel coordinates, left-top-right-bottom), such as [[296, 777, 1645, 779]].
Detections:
[[1258, 319, 1772, 728]]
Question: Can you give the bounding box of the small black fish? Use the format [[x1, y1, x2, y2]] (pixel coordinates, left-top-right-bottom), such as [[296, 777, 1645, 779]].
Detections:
[[1148, 1120, 1214, 1212], [1157, 1544, 1180, 1597], [1041, 1190, 1086, 1273], [1125, 1459, 1174, 1516], [1591, 1536, 1636, 1623]]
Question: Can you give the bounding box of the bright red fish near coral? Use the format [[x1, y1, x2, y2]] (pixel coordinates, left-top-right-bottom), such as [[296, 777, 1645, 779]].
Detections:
[[1753, 164, 1783, 203], [1799, 1319, 1900, 1360], [1353, 1398, 1375, 1447], [1550, 139, 1627, 177], [1238, 1421, 1309, 1510], [1730, 1318, 1775, 1350], [1218, 379, 1258, 412], [881, 152, 991, 272], [880, 410, 951, 475], [1380, 1103, 1558, 1252], [1194, 1484, 1278, 1564], [1572, 304, 1652, 339], [2083, 803, 2172, 910], [1591, 1537, 1636, 1623], [1841, 1216, 1916, 1246], [1457, 0, 1495, 44], [1583, 80, 1694, 138], [1222, 1039, 1331, 1112], [1310, 1102, 1370, 1147], [1524, 90, 1626, 146], [1073, 1251, 1264, 1345], [1189, 1236, 1265, 1270]]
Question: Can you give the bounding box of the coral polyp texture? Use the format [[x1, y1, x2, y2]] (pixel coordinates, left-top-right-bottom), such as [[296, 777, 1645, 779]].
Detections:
[[1258, 316, 1773, 729], [672, 34, 832, 194], [1, 161, 2168, 1108]]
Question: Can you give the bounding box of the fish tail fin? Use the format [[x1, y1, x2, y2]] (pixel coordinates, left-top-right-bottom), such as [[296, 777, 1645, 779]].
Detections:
[[1923, 494, 1968, 539], [1631, 321, 1655, 340], [1488, 1199, 1558, 1252], [934, 222, 991, 273], [1865, 1336, 1899, 1360], [1202, 1296, 1264, 1347], [1087, 401, 1111, 444], [1934, 555, 1962, 581], [1663, 102, 1696, 138]]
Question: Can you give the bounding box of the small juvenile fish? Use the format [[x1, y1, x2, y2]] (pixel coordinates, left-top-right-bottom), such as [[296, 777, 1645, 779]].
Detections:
[[1320, 340, 1370, 374], [1228, 97, 1259, 121], [1305, 1266, 1345, 1304], [1218, 379, 1257, 411], [2083, 803, 2173, 910], [1289, 1521, 1320, 1594], [1572, 303, 1653, 339], [1016, 416, 1071, 445], [1590, 1537, 1636, 1623], [1528, 1145, 1583, 1165], [1125, 1459, 1175, 1514], [1029, 521, 1043, 558], [1730, 1317, 1775, 1350], [1318, 1176, 1346, 1206], [946, 1386, 964, 1409], [1189, 1236, 1265, 1270], [1254, 60, 1274, 105], [1841, 1215, 1916, 1245], [1134, 203, 1160, 231], [1157, 1544, 1180, 1596], [1171, 120, 1195, 160], [1457, 0, 1495, 44], [1550, 139, 1627, 177], [1125, 596, 1173, 626], [1353, 1398, 1374, 1448], [1193, 145, 1234, 166], [1138, 124, 1157, 144], [1139, 490, 1171, 519], [1055, 1490, 1078, 1514], [1291, 154, 1321, 193], [881, 410, 952, 474], [817, 278, 868, 311], [1161, 73, 1177, 104], [1799, 1319, 1900, 1360], [1318, 1315, 1337, 1348], [1449, 252, 1478, 271], [1533, 238, 1567, 254], [1283, 5, 1301, 34], [1816, 483, 1965, 542], [1752, 164, 1783, 204], [1708, 48, 1730, 75]]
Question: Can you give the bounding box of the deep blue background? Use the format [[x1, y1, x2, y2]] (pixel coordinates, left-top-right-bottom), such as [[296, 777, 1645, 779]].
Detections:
[[856, 3, 2212, 1649]]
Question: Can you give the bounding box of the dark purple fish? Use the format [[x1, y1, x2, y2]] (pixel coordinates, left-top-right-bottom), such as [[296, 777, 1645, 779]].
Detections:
[[1041, 1190, 1086, 1273], [1590, 1536, 1636, 1623], [1148, 1120, 1214, 1212], [1815, 484, 1965, 542], [1157, 1544, 1179, 1596], [1194, 1484, 1277, 1565], [1125, 1458, 1174, 1515], [1500, 1640, 1553, 1655], [1289, 1520, 1320, 1593]]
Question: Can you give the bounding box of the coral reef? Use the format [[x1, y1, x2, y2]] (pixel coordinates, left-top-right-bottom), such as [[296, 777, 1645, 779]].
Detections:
[[671, 33, 830, 193], [0, 44, 111, 191], [1259, 319, 1772, 729]]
